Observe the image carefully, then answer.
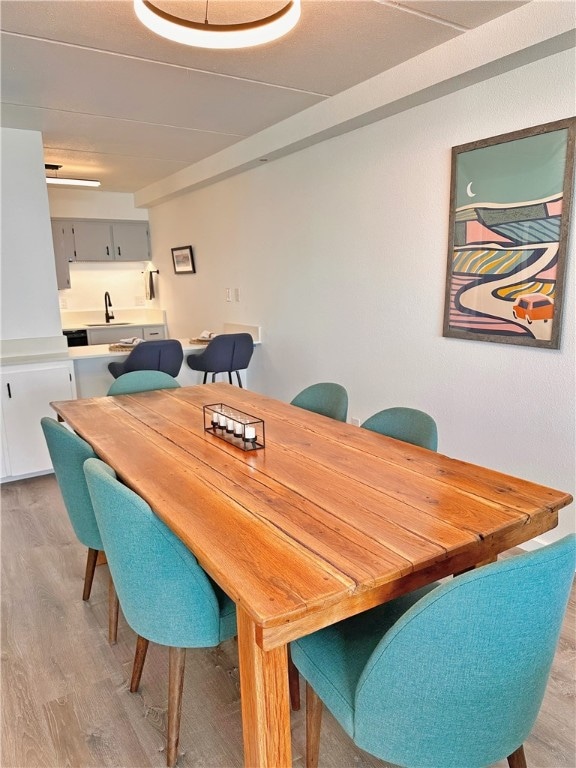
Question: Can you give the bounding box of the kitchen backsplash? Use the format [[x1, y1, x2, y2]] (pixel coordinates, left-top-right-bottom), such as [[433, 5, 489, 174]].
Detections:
[[59, 261, 160, 312]]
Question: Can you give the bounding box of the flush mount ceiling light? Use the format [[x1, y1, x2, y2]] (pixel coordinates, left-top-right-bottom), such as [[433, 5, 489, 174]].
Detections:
[[133, 0, 301, 49], [45, 164, 101, 188]]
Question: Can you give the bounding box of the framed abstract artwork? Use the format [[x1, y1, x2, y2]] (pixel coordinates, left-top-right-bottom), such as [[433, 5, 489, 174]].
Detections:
[[443, 118, 575, 349]]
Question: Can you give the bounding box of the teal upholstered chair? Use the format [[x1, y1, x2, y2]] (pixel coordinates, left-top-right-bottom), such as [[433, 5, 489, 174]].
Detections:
[[107, 370, 181, 395], [361, 406, 438, 451], [84, 458, 237, 767], [290, 382, 348, 423], [40, 417, 120, 643], [292, 535, 575, 768]]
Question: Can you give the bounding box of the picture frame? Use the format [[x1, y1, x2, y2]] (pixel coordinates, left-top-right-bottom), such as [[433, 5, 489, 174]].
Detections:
[[442, 118, 575, 349], [171, 245, 196, 274]]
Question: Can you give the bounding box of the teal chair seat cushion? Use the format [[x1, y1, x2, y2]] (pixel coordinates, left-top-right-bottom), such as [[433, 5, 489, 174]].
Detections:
[[294, 536, 575, 768], [361, 407, 438, 451], [84, 459, 237, 649], [353, 540, 576, 767], [41, 417, 103, 550], [107, 370, 181, 395], [291, 583, 439, 736], [290, 383, 348, 423]]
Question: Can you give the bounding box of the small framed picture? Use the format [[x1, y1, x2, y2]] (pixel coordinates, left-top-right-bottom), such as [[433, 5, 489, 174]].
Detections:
[[171, 245, 196, 274]]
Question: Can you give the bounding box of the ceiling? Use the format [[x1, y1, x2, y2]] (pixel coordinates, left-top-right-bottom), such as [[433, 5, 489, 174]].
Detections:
[[1, 0, 530, 193]]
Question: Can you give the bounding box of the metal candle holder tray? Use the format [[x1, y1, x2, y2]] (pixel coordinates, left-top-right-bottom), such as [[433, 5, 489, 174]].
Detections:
[[203, 403, 265, 451]]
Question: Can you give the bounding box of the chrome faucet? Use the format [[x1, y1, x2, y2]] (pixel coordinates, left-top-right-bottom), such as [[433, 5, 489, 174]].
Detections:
[[104, 292, 114, 323]]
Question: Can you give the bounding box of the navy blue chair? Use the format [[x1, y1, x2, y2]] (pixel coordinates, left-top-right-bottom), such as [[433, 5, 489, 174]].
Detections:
[[108, 340, 183, 379], [186, 333, 254, 387]]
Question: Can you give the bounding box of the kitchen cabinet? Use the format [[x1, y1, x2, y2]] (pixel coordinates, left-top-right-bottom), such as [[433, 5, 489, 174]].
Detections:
[[111, 222, 150, 261], [71, 220, 114, 261], [1, 360, 76, 480], [86, 324, 166, 345], [51, 218, 150, 263], [50, 220, 73, 288]]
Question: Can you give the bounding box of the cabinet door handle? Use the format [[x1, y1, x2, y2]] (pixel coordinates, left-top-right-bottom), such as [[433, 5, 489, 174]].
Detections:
[[117, 247, 121, 256], [148, 332, 159, 336], [106, 246, 110, 256], [7, 383, 11, 398]]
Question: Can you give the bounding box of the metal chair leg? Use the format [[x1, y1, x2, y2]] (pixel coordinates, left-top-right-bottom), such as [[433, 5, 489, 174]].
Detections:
[[235, 371, 243, 388]]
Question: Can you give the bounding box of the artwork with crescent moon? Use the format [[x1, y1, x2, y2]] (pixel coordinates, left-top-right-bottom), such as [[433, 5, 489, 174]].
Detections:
[[442, 118, 575, 349]]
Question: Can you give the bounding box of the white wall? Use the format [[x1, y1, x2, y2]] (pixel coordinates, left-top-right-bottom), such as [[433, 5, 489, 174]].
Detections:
[[0, 128, 64, 353], [48, 188, 158, 313], [148, 49, 576, 543]]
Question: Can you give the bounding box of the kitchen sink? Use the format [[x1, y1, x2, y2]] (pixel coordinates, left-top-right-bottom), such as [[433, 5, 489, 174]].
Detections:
[[85, 322, 131, 326]]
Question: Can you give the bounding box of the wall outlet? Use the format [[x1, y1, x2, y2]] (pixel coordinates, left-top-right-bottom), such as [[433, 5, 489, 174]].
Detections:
[[234, 287, 240, 302], [135, 295, 145, 306], [351, 417, 360, 427], [226, 288, 232, 302]]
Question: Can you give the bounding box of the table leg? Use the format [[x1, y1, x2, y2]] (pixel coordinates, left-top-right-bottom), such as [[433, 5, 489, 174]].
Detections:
[[237, 606, 291, 768]]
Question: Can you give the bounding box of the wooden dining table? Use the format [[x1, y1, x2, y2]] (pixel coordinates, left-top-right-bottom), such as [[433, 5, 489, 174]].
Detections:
[[51, 382, 572, 768]]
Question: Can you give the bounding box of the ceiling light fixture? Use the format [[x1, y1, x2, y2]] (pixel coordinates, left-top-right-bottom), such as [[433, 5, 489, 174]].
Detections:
[[133, 0, 301, 49], [45, 164, 101, 188]]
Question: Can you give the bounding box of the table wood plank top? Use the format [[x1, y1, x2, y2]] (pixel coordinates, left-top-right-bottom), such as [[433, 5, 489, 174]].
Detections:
[[52, 383, 571, 635], [52, 383, 572, 768]]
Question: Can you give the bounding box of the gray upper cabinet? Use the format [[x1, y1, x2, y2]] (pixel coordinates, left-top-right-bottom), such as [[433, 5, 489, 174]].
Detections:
[[72, 221, 115, 261], [51, 218, 150, 263], [50, 220, 73, 288], [112, 222, 150, 261]]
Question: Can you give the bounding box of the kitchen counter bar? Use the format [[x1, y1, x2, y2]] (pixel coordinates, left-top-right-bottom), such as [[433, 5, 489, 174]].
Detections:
[[68, 339, 205, 361], [71, 338, 259, 397], [71, 339, 205, 397]]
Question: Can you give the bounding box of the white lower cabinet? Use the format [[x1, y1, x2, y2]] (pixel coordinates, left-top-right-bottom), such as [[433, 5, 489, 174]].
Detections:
[[1, 360, 76, 480]]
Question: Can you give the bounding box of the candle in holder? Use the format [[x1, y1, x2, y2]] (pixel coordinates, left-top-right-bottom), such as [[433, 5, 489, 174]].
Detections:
[[218, 412, 227, 429], [211, 410, 219, 428], [234, 421, 243, 438], [244, 425, 257, 442], [226, 417, 235, 433]]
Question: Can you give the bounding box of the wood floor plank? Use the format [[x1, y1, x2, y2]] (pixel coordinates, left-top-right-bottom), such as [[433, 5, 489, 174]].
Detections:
[[2, 474, 574, 768]]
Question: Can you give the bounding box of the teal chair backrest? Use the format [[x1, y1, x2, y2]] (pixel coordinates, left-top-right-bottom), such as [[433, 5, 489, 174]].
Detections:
[[290, 382, 348, 423], [354, 535, 575, 768], [107, 370, 181, 395], [84, 458, 224, 648], [361, 406, 438, 451], [41, 417, 102, 550]]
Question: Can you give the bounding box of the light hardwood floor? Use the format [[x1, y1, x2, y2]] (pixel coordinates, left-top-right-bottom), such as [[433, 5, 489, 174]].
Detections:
[[1, 474, 575, 768]]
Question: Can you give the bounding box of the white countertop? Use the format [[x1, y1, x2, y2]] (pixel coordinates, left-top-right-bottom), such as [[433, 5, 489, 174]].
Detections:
[[69, 339, 207, 360], [62, 321, 165, 331], [61, 308, 166, 331]]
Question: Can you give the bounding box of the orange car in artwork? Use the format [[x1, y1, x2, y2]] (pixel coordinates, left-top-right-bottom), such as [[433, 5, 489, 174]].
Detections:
[[512, 293, 554, 324]]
